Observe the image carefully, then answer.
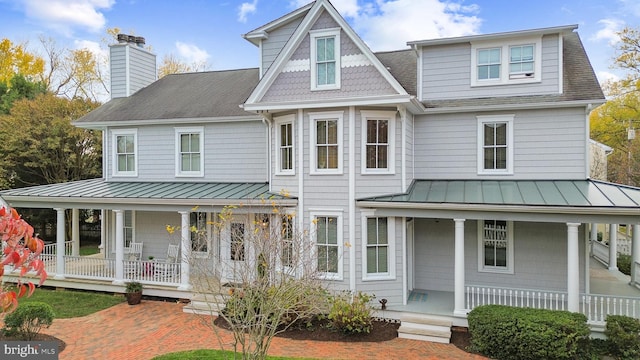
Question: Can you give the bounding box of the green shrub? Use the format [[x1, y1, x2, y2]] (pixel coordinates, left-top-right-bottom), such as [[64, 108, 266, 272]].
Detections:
[[605, 315, 640, 359], [327, 291, 374, 334], [2, 302, 55, 340], [467, 305, 589, 360], [618, 254, 632, 276]]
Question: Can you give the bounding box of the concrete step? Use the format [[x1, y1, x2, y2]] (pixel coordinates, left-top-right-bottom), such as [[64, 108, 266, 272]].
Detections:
[[183, 293, 226, 316], [398, 314, 452, 343]]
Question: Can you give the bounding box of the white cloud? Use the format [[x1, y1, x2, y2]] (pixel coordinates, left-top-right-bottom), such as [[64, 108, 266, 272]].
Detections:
[[238, 0, 258, 23], [592, 18, 624, 45], [352, 0, 482, 51], [175, 42, 210, 65], [21, 0, 114, 36], [597, 71, 620, 85]]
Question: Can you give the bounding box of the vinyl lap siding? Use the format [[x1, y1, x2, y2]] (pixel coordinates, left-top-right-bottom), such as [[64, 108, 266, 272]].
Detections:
[[421, 34, 560, 100], [128, 49, 156, 95], [262, 18, 302, 75], [413, 107, 587, 180], [109, 46, 127, 98], [107, 121, 267, 182]]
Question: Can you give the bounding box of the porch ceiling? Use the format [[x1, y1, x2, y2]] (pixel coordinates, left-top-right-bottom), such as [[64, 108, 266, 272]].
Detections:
[[358, 180, 640, 222], [0, 178, 297, 210]]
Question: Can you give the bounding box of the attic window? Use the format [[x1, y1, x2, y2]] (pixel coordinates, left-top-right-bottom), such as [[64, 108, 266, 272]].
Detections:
[[310, 28, 341, 91], [470, 36, 542, 86]]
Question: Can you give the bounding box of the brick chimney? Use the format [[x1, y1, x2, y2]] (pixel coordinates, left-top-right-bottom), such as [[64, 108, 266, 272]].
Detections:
[[109, 33, 157, 99]]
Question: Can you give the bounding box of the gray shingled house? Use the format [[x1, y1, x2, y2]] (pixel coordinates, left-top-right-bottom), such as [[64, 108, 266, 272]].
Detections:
[[2, 0, 639, 341]]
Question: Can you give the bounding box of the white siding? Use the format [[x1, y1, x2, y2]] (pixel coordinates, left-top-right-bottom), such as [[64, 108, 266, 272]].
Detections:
[[262, 18, 303, 76], [413, 219, 586, 293], [106, 121, 267, 182], [109, 43, 156, 99], [413, 107, 587, 180], [421, 34, 560, 100]]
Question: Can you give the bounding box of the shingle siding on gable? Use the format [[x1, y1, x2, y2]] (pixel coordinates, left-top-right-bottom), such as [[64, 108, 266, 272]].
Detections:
[[421, 34, 561, 101], [262, 18, 303, 75]]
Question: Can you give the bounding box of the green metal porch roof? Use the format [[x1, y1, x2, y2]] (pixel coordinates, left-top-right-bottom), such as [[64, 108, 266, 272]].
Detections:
[[0, 178, 296, 209], [358, 180, 640, 209]]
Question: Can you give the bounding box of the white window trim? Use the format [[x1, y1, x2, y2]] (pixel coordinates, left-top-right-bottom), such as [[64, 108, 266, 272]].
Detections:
[[175, 126, 204, 177], [310, 28, 341, 91], [191, 212, 211, 259], [470, 36, 542, 87], [311, 210, 343, 281], [112, 129, 138, 177], [360, 110, 396, 175], [274, 114, 295, 176], [309, 111, 344, 175], [361, 211, 396, 281], [477, 220, 514, 274], [477, 114, 514, 175]]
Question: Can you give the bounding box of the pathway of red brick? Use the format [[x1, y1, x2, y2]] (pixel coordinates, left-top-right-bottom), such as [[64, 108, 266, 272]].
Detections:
[[43, 300, 488, 360]]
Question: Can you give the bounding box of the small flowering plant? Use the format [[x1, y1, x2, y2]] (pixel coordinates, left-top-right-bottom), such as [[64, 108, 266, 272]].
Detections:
[[0, 206, 47, 312]]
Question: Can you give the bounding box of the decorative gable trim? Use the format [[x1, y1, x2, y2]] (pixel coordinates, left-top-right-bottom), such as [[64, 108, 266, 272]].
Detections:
[[342, 53, 372, 68], [244, 0, 408, 107], [282, 59, 310, 73], [281, 53, 373, 73]]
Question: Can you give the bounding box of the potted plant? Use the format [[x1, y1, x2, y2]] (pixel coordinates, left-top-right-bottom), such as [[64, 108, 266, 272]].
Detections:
[[125, 281, 143, 305]]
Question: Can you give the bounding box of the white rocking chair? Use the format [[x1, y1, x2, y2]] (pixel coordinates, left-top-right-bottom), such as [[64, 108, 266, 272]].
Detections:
[[154, 244, 180, 281], [124, 241, 143, 276]]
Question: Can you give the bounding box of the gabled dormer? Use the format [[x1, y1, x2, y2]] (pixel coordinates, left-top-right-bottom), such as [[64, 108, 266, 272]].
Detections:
[[408, 25, 592, 103], [243, 0, 413, 112]]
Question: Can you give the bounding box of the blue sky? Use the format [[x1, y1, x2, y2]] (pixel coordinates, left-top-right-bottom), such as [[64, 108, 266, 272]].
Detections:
[[1, 0, 638, 91]]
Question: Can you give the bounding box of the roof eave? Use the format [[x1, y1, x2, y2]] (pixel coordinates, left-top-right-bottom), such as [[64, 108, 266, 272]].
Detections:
[[73, 115, 263, 129], [421, 99, 605, 114], [243, 94, 413, 112]]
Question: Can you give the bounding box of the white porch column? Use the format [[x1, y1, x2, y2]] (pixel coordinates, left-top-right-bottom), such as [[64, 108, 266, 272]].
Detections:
[[567, 222, 580, 313], [53, 208, 66, 280], [113, 210, 125, 285], [178, 211, 192, 291], [71, 209, 80, 256], [453, 219, 466, 317], [609, 224, 618, 271], [632, 224, 640, 284]]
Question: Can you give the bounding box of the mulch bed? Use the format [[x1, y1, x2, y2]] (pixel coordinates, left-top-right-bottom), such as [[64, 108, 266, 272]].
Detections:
[[215, 316, 474, 349]]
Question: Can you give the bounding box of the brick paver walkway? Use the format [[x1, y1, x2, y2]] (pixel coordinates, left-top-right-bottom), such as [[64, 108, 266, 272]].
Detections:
[[44, 300, 487, 360]]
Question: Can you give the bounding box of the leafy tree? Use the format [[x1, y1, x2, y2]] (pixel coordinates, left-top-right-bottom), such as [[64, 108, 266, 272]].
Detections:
[[0, 93, 101, 189], [180, 202, 332, 360], [158, 53, 208, 78], [612, 26, 640, 91], [0, 38, 44, 85], [0, 206, 47, 313], [0, 74, 47, 114]]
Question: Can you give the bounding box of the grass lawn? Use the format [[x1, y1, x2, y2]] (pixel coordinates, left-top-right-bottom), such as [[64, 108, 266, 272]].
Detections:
[[79, 245, 100, 256], [153, 349, 310, 360], [18, 287, 124, 318]]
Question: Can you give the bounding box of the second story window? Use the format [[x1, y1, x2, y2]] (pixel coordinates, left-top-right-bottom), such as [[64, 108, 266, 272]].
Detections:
[[509, 44, 535, 78], [477, 115, 514, 175], [275, 115, 295, 175], [310, 28, 341, 90], [471, 37, 541, 86], [310, 111, 343, 175], [175, 127, 204, 177], [112, 129, 137, 177], [477, 48, 501, 81], [361, 110, 396, 174]]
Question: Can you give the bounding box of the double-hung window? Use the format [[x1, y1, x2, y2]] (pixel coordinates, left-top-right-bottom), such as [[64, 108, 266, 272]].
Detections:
[[310, 111, 343, 174], [112, 129, 137, 177], [175, 127, 204, 177], [281, 215, 294, 268], [362, 214, 396, 280], [275, 115, 295, 175], [478, 220, 514, 274], [312, 211, 342, 280], [361, 110, 396, 174], [471, 37, 541, 86], [477, 115, 514, 175], [310, 28, 341, 90]]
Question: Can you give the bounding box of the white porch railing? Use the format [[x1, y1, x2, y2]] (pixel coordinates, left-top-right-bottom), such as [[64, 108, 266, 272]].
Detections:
[[582, 294, 640, 325], [42, 241, 73, 256], [592, 240, 609, 265], [466, 285, 640, 324], [466, 286, 566, 311], [64, 256, 114, 280]]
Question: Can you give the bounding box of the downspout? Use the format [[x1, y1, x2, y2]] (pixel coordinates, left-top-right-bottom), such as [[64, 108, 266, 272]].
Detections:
[[349, 106, 356, 292], [261, 114, 272, 190]]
